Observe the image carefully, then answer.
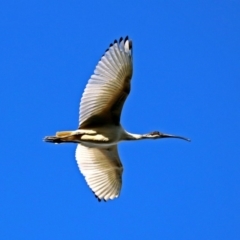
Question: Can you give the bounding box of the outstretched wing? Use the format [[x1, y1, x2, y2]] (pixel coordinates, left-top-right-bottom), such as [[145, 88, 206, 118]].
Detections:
[[79, 36, 133, 128], [75, 144, 123, 201]]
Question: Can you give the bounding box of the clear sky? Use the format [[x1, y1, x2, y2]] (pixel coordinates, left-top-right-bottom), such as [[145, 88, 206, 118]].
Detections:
[[0, 1, 239, 239]]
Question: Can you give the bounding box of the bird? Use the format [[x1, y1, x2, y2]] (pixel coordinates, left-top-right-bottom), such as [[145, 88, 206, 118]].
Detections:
[[44, 36, 190, 202]]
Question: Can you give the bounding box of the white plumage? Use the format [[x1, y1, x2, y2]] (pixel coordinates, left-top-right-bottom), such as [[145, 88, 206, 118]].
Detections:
[[79, 37, 132, 128], [76, 144, 122, 201], [45, 36, 190, 202]]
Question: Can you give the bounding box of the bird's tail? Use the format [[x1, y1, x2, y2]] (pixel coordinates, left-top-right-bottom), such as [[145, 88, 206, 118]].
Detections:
[[44, 131, 78, 144]]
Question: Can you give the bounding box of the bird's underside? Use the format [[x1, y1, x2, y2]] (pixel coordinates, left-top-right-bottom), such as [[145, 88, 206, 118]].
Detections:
[[45, 129, 109, 144], [45, 36, 133, 202]]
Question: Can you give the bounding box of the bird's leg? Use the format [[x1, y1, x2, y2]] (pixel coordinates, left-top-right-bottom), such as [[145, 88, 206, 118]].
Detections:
[[44, 129, 97, 144]]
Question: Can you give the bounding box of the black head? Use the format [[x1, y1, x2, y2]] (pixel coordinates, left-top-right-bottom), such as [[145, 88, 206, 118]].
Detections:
[[144, 131, 190, 141]]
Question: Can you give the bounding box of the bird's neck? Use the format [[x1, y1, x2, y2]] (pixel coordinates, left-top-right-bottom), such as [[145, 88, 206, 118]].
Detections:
[[123, 131, 143, 141]]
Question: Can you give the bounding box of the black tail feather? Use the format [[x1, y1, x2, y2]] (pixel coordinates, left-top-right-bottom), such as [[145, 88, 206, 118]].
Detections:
[[44, 136, 62, 143]]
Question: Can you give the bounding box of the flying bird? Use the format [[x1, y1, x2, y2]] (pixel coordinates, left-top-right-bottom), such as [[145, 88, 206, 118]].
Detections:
[[45, 36, 190, 202]]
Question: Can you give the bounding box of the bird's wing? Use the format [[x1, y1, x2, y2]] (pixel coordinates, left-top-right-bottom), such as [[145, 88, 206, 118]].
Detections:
[[75, 144, 123, 201], [79, 36, 133, 128]]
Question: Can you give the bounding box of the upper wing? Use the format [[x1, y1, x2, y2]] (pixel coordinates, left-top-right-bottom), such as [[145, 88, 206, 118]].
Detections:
[[79, 36, 133, 128], [75, 144, 123, 201]]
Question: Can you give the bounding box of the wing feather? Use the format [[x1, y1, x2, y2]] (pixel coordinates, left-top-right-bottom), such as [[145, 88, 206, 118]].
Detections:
[[75, 144, 123, 201], [79, 37, 133, 128]]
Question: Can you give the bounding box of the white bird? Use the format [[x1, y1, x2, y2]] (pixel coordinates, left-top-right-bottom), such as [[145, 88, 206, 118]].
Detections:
[[45, 36, 190, 202]]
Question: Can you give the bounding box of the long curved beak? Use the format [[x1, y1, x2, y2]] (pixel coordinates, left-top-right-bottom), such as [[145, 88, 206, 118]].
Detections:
[[161, 133, 191, 142]]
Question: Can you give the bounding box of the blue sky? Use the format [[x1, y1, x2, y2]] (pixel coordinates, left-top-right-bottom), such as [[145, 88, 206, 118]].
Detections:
[[0, 1, 239, 239]]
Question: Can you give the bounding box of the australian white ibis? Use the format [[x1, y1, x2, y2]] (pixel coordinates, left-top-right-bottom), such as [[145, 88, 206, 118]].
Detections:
[[45, 36, 190, 202]]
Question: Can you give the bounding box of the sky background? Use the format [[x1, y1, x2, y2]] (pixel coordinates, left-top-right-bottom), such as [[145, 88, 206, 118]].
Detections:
[[0, 1, 240, 239]]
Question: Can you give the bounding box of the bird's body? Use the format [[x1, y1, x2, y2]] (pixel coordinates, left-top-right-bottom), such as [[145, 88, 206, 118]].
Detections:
[[45, 36, 190, 201], [47, 125, 129, 146]]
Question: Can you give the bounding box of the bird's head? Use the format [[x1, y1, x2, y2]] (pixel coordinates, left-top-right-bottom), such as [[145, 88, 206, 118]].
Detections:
[[143, 131, 190, 142]]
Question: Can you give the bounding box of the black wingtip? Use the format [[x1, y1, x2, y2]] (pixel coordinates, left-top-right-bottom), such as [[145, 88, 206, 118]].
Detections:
[[104, 48, 109, 54], [101, 36, 131, 58], [129, 40, 132, 50], [93, 191, 103, 202]]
